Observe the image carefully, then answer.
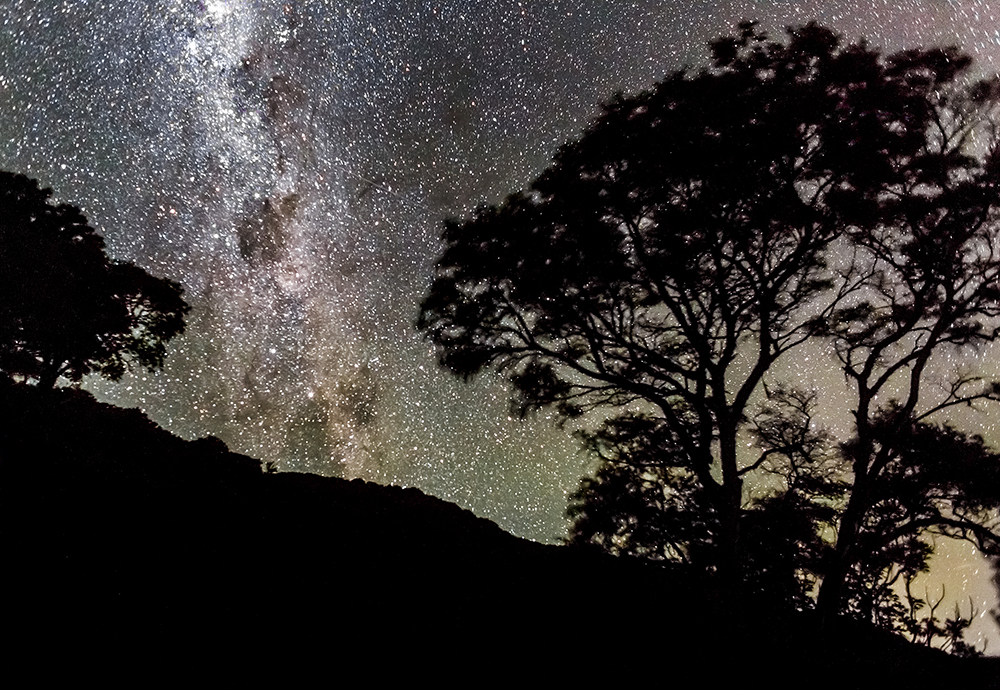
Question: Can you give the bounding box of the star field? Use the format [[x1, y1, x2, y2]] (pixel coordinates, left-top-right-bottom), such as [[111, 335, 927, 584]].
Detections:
[[4, 0, 1000, 648]]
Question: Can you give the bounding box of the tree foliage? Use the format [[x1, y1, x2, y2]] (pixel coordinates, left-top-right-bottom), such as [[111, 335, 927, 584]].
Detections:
[[833, 419, 1000, 628], [568, 388, 845, 611], [0, 172, 190, 387], [419, 20, 1000, 637], [567, 414, 717, 565]]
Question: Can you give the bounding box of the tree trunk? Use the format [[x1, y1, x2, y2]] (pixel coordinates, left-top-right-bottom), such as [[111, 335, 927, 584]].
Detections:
[[816, 462, 870, 624], [716, 416, 744, 602]]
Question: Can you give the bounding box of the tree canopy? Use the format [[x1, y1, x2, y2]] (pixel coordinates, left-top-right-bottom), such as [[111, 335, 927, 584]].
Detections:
[[419, 20, 1000, 641], [0, 172, 190, 387]]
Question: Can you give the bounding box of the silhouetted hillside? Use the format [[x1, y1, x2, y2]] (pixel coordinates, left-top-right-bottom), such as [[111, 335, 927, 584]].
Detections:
[[0, 382, 997, 682]]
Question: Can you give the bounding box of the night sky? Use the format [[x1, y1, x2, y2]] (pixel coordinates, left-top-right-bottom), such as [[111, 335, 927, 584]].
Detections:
[[4, 0, 1000, 648]]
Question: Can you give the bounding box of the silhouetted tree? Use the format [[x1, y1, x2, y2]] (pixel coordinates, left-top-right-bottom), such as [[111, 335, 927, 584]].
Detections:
[[419, 21, 986, 593], [0, 172, 189, 387], [813, 61, 1000, 619]]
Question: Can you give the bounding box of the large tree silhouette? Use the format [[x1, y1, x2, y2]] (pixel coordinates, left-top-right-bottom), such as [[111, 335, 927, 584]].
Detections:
[[419, 21, 1000, 620], [0, 172, 189, 387]]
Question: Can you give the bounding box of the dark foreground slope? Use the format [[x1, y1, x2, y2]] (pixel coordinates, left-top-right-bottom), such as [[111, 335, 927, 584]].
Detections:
[[0, 383, 996, 683]]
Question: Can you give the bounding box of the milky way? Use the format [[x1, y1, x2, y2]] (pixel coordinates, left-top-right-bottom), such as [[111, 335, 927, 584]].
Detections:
[[4, 0, 1000, 646]]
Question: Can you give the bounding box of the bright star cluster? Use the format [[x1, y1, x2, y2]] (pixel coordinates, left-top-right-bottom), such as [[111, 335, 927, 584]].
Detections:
[[3, 0, 1000, 647]]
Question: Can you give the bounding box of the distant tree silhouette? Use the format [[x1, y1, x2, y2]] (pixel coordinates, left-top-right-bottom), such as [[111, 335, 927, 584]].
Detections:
[[0, 172, 189, 387], [420, 21, 1000, 633]]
